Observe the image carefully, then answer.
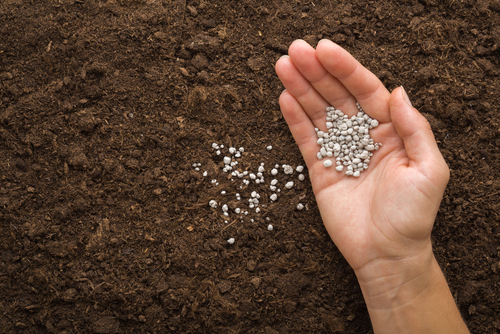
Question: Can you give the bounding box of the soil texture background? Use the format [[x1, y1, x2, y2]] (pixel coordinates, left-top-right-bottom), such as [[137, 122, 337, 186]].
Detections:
[[1, 0, 500, 333]]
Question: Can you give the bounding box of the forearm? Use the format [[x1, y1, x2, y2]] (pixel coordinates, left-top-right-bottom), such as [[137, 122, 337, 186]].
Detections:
[[356, 250, 469, 334]]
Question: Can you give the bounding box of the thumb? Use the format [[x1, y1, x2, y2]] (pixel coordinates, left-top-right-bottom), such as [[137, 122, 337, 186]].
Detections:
[[390, 86, 449, 181]]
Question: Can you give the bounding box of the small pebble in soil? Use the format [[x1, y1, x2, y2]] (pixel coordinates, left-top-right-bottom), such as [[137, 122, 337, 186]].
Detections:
[[227, 238, 235, 244], [267, 224, 273, 231], [297, 203, 304, 210], [266, 145, 272, 150]]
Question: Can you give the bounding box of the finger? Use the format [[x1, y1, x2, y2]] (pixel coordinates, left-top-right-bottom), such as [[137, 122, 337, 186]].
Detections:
[[288, 39, 359, 116], [279, 89, 322, 168], [275, 55, 329, 131], [316, 40, 391, 123], [390, 86, 449, 185]]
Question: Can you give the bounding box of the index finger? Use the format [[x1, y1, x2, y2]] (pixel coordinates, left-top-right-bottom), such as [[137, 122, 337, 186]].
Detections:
[[316, 40, 391, 123]]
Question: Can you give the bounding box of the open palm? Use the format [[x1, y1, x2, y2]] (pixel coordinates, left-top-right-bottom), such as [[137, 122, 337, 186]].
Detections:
[[275, 40, 450, 277]]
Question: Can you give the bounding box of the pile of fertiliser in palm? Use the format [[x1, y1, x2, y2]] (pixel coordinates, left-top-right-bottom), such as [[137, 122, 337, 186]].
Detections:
[[316, 103, 382, 177]]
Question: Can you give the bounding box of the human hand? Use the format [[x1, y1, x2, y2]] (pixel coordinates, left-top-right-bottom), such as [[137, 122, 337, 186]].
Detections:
[[275, 39, 449, 288], [275, 39, 469, 334]]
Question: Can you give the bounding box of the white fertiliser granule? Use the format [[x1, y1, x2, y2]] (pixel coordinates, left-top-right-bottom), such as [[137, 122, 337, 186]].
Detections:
[[201, 142, 313, 241], [316, 103, 382, 177]]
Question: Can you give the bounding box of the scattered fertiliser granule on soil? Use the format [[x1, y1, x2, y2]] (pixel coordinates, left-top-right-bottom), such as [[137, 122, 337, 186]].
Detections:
[[316, 103, 382, 177], [200, 141, 311, 242], [282, 164, 294, 175]]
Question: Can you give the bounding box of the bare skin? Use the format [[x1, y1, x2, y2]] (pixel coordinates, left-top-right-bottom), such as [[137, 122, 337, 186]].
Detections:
[[275, 39, 469, 334]]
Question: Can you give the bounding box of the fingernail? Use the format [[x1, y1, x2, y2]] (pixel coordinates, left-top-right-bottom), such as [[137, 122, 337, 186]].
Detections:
[[292, 39, 305, 44], [401, 86, 412, 107], [279, 55, 289, 59], [318, 39, 330, 44]]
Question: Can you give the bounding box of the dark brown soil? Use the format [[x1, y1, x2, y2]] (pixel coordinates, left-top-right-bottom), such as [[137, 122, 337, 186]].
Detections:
[[1, 0, 500, 333]]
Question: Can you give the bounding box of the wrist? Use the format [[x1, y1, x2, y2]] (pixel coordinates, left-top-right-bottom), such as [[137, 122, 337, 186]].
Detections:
[[354, 245, 469, 334], [354, 241, 436, 311]]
